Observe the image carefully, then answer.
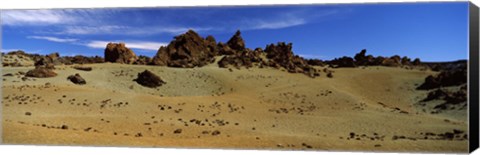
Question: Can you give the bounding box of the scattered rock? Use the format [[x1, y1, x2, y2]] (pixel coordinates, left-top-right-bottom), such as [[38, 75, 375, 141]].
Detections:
[[73, 66, 92, 71], [25, 112, 32, 116], [211, 130, 221, 136], [173, 129, 182, 134], [67, 73, 87, 85], [134, 70, 166, 88]]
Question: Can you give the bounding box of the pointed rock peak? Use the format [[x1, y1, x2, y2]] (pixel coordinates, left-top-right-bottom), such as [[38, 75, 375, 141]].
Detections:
[[234, 30, 241, 36], [227, 30, 246, 51]]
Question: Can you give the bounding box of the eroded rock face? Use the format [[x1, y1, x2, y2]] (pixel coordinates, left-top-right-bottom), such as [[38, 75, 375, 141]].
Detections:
[[264, 42, 320, 78], [328, 57, 356, 68], [329, 49, 422, 68], [226, 30, 246, 51], [416, 69, 467, 90], [134, 70, 166, 88], [104, 43, 138, 64], [218, 48, 264, 69], [150, 30, 216, 68], [25, 67, 57, 78], [67, 73, 86, 85]]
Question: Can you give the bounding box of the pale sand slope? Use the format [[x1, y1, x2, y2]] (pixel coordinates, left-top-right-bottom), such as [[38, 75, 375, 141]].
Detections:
[[2, 63, 468, 153]]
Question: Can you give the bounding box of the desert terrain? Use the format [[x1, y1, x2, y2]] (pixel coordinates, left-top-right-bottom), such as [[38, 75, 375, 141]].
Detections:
[[2, 63, 468, 152], [1, 30, 468, 153]]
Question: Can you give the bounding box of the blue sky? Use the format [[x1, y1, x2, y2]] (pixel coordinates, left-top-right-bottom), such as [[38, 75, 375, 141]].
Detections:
[[1, 2, 469, 61]]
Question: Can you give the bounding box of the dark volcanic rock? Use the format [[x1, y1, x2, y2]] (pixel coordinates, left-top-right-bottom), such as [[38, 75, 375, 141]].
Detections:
[[134, 70, 166, 88], [150, 30, 216, 68], [217, 42, 236, 55], [73, 66, 92, 71], [134, 55, 152, 65], [218, 48, 264, 69], [329, 49, 422, 68], [25, 67, 57, 78], [328, 56, 356, 68], [264, 42, 320, 78], [67, 73, 86, 85], [226, 30, 246, 51], [307, 59, 325, 66], [104, 43, 138, 64], [417, 69, 467, 90]]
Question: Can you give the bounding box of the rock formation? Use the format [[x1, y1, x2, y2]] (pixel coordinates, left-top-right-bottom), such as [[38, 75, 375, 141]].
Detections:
[[226, 30, 246, 51], [416, 68, 467, 90], [264, 42, 320, 78], [150, 30, 216, 67], [104, 43, 138, 64], [134, 70, 166, 88]]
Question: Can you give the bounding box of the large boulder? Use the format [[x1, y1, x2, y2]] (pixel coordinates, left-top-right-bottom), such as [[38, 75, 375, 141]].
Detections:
[[67, 73, 86, 85], [104, 43, 138, 64], [150, 30, 216, 68], [25, 67, 57, 78], [134, 70, 166, 88]]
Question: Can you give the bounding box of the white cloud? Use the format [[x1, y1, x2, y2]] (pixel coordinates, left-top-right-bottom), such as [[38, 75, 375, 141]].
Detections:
[[1, 10, 70, 26], [85, 40, 168, 51], [249, 18, 306, 30], [55, 25, 213, 35], [27, 36, 78, 43]]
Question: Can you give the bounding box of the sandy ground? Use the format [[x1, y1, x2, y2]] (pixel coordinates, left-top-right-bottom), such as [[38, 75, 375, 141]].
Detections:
[[1, 63, 468, 153]]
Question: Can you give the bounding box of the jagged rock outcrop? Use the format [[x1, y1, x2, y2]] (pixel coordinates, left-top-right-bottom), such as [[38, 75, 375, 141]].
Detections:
[[68, 55, 104, 64], [104, 43, 138, 64], [328, 57, 356, 68], [264, 42, 320, 78], [306, 59, 325, 66], [150, 30, 216, 68], [67, 73, 86, 85], [416, 68, 467, 90], [329, 49, 422, 68], [25, 67, 57, 78], [226, 30, 246, 51], [134, 70, 166, 88], [218, 48, 264, 69]]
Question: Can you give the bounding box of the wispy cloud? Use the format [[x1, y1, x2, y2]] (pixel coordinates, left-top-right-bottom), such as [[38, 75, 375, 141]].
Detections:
[[1, 9, 118, 26], [246, 18, 306, 30], [3, 7, 343, 36], [85, 40, 168, 51], [27, 36, 78, 43], [1, 10, 71, 26], [55, 25, 213, 35]]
